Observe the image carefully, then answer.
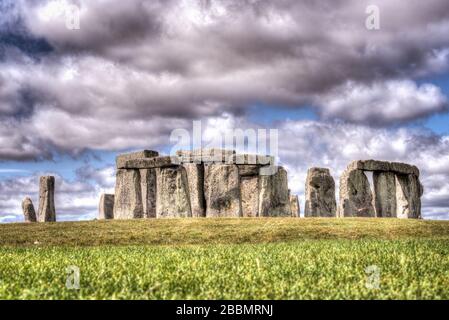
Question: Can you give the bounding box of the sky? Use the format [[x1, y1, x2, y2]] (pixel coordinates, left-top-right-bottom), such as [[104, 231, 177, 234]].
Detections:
[[1, 0, 449, 222]]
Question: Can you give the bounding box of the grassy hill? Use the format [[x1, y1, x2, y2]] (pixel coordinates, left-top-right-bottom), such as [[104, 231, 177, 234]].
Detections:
[[0, 218, 448, 299]]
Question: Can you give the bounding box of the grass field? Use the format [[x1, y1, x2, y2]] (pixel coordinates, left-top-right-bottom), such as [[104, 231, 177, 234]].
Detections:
[[0, 218, 448, 299]]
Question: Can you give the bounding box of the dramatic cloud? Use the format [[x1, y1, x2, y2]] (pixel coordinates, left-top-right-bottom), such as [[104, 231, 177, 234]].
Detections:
[[0, 0, 448, 160]]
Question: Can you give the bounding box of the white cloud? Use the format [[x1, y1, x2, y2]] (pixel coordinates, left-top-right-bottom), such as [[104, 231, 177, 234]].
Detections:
[[316, 80, 448, 125]]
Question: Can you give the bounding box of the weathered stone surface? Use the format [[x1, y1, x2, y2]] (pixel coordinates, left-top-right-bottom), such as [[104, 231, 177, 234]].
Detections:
[[338, 169, 375, 217], [204, 164, 241, 217], [99, 194, 114, 220], [155, 166, 192, 218], [119, 156, 177, 169], [390, 162, 420, 177], [290, 194, 300, 217], [113, 169, 143, 219], [183, 163, 205, 217], [22, 197, 37, 222], [259, 166, 291, 217], [140, 169, 156, 218], [176, 149, 236, 163], [304, 168, 336, 217], [37, 176, 56, 222], [237, 165, 260, 176], [395, 174, 422, 219], [234, 154, 274, 165], [373, 172, 396, 217], [116, 150, 159, 168], [240, 176, 259, 217], [347, 160, 419, 177], [348, 160, 390, 172]]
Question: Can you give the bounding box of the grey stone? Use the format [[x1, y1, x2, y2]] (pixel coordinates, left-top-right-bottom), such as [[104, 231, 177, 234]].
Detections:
[[113, 169, 143, 219], [395, 174, 422, 219], [240, 176, 259, 217], [204, 164, 241, 217], [22, 197, 37, 222], [304, 168, 337, 217], [140, 169, 157, 218], [37, 176, 56, 222], [237, 165, 260, 176], [347, 160, 419, 177], [373, 171, 396, 217], [348, 160, 390, 172], [233, 154, 274, 165], [176, 149, 236, 163], [155, 166, 192, 218], [259, 166, 291, 217], [116, 150, 159, 168], [290, 194, 300, 217], [338, 169, 375, 217], [119, 156, 177, 169], [99, 194, 114, 220], [183, 163, 206, 217], [390, 162, 420, 177]]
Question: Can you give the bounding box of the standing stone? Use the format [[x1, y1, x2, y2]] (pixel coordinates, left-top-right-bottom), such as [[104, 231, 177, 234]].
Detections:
[[408, 174, 423, 219], [99, 194, 114, 220], [140, 169, 157, 218], [37, 176, 56, 222], [304, 168, 337, 217], [395, 174, 422, 219], [338, 168, 375, 217], [114, 169, 143, 219], [155, 166, 192, 218], [240, 176, 259, 217], [204, 164, 241, 217], [290, 194, 300, 217], [22, 197, 37, 222], [183, 163, 206, 217], [258, 166, 291, 217], [373, 171, 396, 217]]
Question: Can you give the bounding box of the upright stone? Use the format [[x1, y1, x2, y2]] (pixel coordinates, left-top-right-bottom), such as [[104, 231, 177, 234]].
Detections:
[[155, 166, 192, 218], [113, 169, 143, 219], [99, 194, 114, 220], [240, 176, 259, 217], [37, 176, 56, 222], [204, 164, 241, 217], [395, 174, 422, 219], [338, 168, 375, 217], [373, 171, 396, 217], [140, 169, 157, 218], [304, 168, 337, 217], [22, 197, 37, 222], [183, 163, 206, 217], [289, 194, 300, 217], [258, 166, 291, 217]]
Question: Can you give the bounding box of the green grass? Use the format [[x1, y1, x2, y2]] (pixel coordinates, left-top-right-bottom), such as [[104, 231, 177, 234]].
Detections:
[[0, 218, 448, 299]]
